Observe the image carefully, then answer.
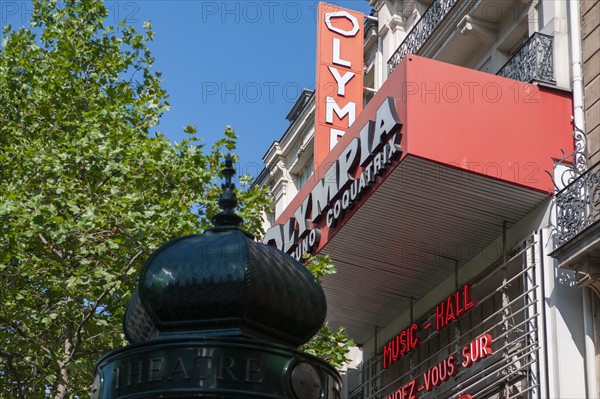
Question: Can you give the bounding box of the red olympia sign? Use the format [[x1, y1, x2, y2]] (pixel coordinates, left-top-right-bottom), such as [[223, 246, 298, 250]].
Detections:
[[315, 2, 364, 165], [263, 98, 402, 260], [266, 56, 573, 261]]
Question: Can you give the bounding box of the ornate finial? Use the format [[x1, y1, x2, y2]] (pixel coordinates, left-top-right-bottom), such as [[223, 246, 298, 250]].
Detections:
[[211, 154, 243, 227]]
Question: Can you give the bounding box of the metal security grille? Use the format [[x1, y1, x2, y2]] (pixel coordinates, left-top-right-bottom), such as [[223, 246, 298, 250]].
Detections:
[[350, 240, 544, 399]]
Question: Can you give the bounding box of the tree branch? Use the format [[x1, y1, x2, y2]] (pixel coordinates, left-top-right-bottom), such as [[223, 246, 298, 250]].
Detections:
[[53, 324, 73, 399], [68, 248, 144, 363], [96, 171, 117, 190], [38, 233, 66, 260]]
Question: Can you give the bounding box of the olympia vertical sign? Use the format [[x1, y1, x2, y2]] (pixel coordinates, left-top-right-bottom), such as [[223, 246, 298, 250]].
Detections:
[[315, 2, 364, 166]]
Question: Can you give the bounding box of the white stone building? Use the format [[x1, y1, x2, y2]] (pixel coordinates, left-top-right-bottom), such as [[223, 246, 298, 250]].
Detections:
[[255, 1, 599, 398]]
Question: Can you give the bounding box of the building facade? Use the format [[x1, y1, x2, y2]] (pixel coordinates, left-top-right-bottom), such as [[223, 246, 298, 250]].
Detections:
[[256, 0, 599, 398]]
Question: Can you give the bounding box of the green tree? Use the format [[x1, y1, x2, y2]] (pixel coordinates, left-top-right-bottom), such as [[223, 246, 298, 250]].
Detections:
[[0, 1, 268, 397], [0, 1, 351, 397]]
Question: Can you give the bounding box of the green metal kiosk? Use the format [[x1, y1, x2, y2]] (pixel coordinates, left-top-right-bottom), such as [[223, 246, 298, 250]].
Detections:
[[92, 157, 341, 398]]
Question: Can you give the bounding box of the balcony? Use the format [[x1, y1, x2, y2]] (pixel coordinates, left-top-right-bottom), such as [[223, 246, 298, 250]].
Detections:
[[387, 0, 555, 85], [554, 160, 600, 246], [387, 0, 459, 75], [551, 160, 600, 294], [496, 33, 555, 84]]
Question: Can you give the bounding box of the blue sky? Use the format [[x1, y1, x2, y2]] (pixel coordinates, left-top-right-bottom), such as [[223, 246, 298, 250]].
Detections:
[[1, 0, 371, 177]]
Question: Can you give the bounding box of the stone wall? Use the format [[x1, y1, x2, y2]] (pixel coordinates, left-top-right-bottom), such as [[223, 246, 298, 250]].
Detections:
[[581, 0, 600, 165]]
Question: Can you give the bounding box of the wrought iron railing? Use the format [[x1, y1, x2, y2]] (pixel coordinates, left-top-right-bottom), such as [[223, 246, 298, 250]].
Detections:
[[387, 0, 459, 74], [554, 160, 600, 246], [348, 241, 543, 399], [496, 32, 554, 84], [386, 0, 556, 86]]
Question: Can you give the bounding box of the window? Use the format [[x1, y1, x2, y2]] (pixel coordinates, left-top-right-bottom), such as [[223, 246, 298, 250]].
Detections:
[[296, 156, 314, 189], [535, 1, 544, 31]]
